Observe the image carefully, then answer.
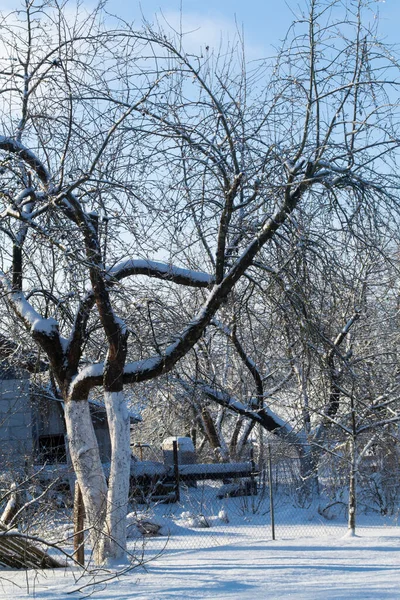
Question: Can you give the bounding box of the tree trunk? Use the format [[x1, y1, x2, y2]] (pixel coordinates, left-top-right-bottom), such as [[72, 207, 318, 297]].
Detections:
[[64, 399, 107, 565], [201, 407, 229, 461], [348, 391, 357, 535], [100, 391, 131, 563], [348, 438, 357, 535], [297, 442, 320, 504], [229, 417, 243, 460]]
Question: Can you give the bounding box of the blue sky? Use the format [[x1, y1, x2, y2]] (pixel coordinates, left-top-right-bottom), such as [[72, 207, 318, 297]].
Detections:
[[104, 0, 399, 57]]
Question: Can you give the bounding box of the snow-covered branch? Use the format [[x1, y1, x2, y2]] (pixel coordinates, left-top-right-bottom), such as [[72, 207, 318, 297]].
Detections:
[[108, 259, 214, 288], [176, 377, 296, 440], [357, 416, 400, 435], [0, 136, 50, 185], [0, 271, 57, 335], [70, 195, 314, 398], [0, 271, 66, 370]]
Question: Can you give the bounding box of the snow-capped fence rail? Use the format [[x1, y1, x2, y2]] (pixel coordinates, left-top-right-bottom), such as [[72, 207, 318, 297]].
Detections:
[[178, 462, 254, 481], [130, 460, 253, 480], [130, 460, 255, 502]]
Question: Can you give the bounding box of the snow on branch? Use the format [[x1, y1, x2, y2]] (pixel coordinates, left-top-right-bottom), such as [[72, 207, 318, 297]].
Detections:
[[70, 357, 159, 396], [356, 415, 400, 435], [70, 362, 104, 390], [71, 196, 313, 397], [201, 382, 293, 433], [0, 271, 58, 336], [108, 259, 214, 288], [177, 377, 294, 438], [329, 309, 361, 355], [0, 272, 67, 375], [0, 137, 50, 185]]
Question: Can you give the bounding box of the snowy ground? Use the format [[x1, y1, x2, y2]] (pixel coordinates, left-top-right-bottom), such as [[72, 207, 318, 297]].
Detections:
[[1, 482, 399, 598], [1, 527, 399, 599]]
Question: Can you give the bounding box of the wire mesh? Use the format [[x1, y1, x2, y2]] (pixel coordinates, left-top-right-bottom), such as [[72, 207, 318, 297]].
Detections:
[[1, 437, 398, 557], [126, 439, 400, 552]]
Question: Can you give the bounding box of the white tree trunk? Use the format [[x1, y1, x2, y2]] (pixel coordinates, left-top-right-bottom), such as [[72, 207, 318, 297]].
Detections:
[[101, 391, 131, 563], [64, 400, 108, 565], [348, 438, 357, 535]]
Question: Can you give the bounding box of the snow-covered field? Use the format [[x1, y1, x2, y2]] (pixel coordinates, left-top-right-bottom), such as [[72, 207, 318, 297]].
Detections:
[[1, 481, 399, 599], [1, 526, 399, 599]]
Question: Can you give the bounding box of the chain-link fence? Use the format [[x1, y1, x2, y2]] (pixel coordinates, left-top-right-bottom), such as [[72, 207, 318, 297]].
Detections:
[[1, 436, 399, 560], [125, 437, 400, 552]]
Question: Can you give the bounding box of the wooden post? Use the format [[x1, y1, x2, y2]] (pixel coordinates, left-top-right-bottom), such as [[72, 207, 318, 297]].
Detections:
[[172, 440, 180, 503], [268, 444, 276, 541], [73, 481, 85, 566]]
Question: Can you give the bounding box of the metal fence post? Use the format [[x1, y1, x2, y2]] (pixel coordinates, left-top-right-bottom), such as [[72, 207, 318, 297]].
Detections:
[[173, 439, 180, 503], [268, 444, 276, 541], [250, 446, 257, 495]]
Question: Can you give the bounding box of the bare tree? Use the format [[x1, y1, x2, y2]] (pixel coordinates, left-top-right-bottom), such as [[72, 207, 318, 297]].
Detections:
[[1, 0, 400, 562]]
